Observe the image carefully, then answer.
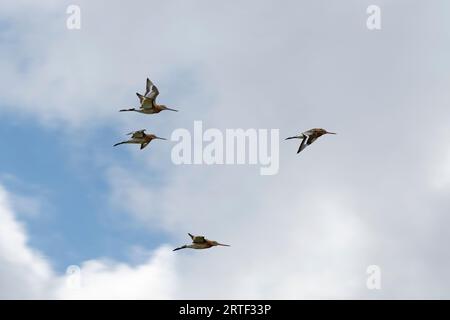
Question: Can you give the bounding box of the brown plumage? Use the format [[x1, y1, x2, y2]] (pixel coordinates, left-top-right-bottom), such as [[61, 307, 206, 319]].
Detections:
[[286, 128, 336, 154], [119, 78, 178, 114], [173, 233, 230, 251], [113, 129, 166, 150]]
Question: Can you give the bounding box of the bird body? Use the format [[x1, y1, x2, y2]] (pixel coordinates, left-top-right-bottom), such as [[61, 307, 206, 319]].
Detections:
[[119, 78, 178, 114], [113, 129, 166, 150], [286, 128, 336, 153], [120, 106, 162, 115], [173, 233, 230, 251]]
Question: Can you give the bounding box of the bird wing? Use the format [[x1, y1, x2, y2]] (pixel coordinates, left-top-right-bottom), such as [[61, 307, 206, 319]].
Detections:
[[136, 78, 155, 102], [145, 78, 153, 96], [136, 94, 154, 110], [297, 136, 308, 153], [127, 129, 146, 138], [137, 80, 159, 109], [136, 92, 145, 105], [306, 135, 318, 145], [145, 83, 159, 101], [192, 236, 206, 243], [303, 129, 318, 136], [140, 141, 150, 150]]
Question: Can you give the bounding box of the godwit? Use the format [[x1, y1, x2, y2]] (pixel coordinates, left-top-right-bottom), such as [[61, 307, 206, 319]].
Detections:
[[113, 129, 166, 150], [119, 78, 178, 114], [286, 128, 336, 154], [173, 233, 230, 251]]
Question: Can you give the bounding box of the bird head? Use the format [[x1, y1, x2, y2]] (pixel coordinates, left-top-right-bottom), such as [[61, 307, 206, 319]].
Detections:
[[149, 134, 167, 140], [211, 241, 230, 247], [160, 105, 178, 112]]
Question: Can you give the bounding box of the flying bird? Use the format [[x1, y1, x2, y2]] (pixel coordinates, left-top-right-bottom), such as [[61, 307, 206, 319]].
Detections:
[[286, 128, 336, 154], [173, 233, 230, 251], [113, 129, 166, 150], [119, 78, 178, 114]]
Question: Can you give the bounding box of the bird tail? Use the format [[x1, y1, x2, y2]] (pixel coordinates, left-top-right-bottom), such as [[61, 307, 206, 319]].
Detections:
[[119, 108, 136, 112], [173, 245, 187, 252]]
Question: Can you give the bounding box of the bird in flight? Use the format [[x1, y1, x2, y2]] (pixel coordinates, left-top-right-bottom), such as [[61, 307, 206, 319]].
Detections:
[[120, 78, 178, 114], [173, 233, 230, 251], [286, 128, 336, 154], [113, 129, 166, 150]]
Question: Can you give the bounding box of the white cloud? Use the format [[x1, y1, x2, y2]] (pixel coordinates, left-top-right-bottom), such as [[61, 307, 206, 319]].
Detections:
[[0, 185, 54, 299], [55, 246, 177, 300], [0, 184, 176, 299]]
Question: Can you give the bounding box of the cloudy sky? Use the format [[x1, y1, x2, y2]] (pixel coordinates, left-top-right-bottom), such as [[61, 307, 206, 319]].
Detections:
[[0, 0, 449, 299]]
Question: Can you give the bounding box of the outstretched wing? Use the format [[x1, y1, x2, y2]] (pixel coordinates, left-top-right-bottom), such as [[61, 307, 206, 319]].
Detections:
[[127, 129, 146, 138], [297, 136, 308, 153], [136, 92, 145, 104], [137, 78, 154, 102], [303, 129, 316, 136], [140, 141, 150, 150], [306, 135, 318, 145], [137, 79, 159, 108], [192, 236, 206, 243], [188, 233, 206, 243], [145, 78, 152, 96], [145, 82, 159, 101]]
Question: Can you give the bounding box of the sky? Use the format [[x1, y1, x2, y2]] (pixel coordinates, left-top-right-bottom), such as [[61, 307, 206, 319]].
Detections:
[[0, 0, 450, 299]]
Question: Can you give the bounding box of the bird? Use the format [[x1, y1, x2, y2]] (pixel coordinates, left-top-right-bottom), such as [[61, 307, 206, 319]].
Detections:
[[119, 78, 178, 114], [113, 129, 166, 150], [173, 233, 230, 251], [286, 128, 336, 154]]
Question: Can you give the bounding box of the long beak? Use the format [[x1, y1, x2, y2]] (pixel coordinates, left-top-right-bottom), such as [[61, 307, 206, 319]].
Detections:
[[218, 243, 230, 247], [155, 137, 167, 140], [327, 132, 337, 135], [166, 107, 178, 112], [285, 136, 298, 140]]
